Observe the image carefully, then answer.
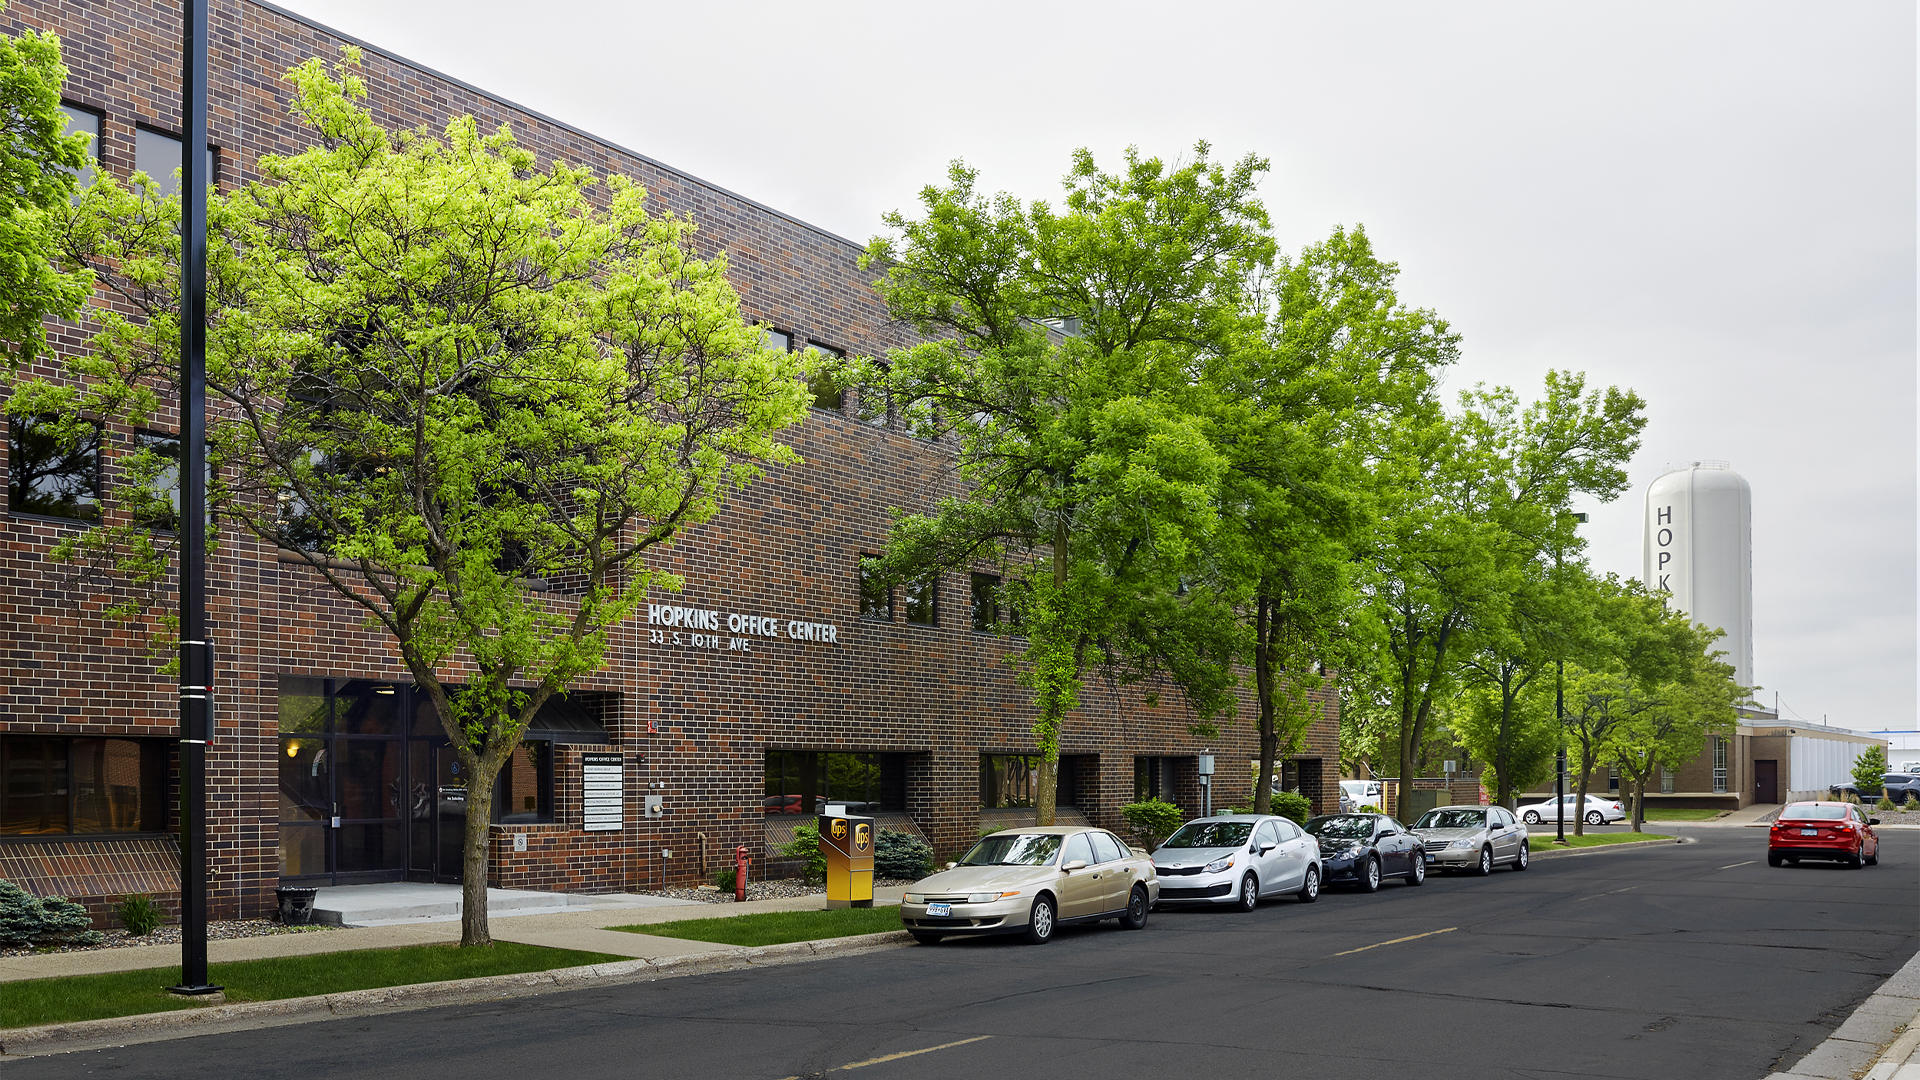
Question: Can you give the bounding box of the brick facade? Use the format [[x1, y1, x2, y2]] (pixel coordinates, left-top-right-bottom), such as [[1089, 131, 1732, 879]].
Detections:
[[0, 0, 1340, 917]]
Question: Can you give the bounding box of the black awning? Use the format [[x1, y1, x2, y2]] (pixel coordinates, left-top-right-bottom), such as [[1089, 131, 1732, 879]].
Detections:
[[523, 695, 611, 745]]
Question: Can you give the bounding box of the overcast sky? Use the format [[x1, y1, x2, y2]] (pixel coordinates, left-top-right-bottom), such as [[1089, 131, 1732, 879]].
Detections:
[[279, 0, 1918, 732]]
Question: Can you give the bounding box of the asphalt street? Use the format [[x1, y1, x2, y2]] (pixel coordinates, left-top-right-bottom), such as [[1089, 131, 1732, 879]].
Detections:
[[9, 828, 1917, 1080]]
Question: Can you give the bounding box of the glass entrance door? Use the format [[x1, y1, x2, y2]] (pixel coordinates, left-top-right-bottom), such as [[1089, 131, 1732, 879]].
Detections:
[[277, 678, 409, 885], [434, 745, 466, 883]]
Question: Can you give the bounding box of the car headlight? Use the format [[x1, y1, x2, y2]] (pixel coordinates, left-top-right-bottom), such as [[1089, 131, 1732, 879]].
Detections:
[[1203, 857, 1235, 873], [1451, 839, 1477, 849], [1344, 843, 1368, 858], [966, 891, 1020, 904], [903, 893, 924, 904]]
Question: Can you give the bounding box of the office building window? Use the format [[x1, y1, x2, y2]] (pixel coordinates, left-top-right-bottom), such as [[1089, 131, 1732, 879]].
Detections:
[[1607, 765, 1619, 792], [1660, 766, 1674, 794], [133, 126, 216, 200], [1, 736, 167, 836], [970, 573, 1000, 631], [763, 751, 903, 814], [981, 754, 1042, 808], [127, 431, 209, 532], [9, 415, 101, 520], [856, 363, 890, 427], [762, 328, 792, 353], [902, 573, 936, 626], [858, 554, 892, 620], [496, 741, 552, 824], [806, 343, 843, 411], [1712, 738, 1727, 794], [60, 104, 100, 190]]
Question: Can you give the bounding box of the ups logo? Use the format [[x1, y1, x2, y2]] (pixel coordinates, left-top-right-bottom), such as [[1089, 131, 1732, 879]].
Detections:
[[831, 818, 848, 840], [854, 823, 871, 852]]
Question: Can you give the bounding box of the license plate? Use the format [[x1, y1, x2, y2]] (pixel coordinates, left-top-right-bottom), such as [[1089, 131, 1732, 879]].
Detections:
[[926, 902, 951, 917], [1800, 829, 1819, 836], [1425, 854, 1436, 863]]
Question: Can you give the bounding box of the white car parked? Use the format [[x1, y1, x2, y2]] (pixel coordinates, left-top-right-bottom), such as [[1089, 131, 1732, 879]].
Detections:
[[1151, 815, 1323, 909], [1516, 793, 1625, 825]]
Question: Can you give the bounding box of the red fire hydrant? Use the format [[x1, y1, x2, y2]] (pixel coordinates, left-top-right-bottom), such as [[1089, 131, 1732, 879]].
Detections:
[[734, 845, 749, 903]]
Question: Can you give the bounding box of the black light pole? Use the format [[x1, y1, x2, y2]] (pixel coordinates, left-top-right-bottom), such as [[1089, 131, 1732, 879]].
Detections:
[[171, 0, 219, 999], [1552, 512, 1587, 847]]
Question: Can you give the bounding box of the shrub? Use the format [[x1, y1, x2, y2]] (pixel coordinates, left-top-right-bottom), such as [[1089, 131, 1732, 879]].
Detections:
[[875, 829, 935, 880], [1876, 795, 1897, 812], [1906, 793, 1918, 810], [777, 822, 827, 884], [1851, 745, 1888, 794], [1358, 804, 1381, 814], [1270, 790, 1312, 825], [711, 866, 738, 893], [1121, 798, 1186, 849], [116, 893, 162, 936], [0, 880, 102, 948]]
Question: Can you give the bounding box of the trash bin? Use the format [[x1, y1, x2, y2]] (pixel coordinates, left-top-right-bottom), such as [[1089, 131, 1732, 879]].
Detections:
[[276, 886, 319, 926]]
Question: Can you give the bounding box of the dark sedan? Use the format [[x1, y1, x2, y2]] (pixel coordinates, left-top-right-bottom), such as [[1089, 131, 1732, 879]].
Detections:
[[1303, 813, 1426, 891]]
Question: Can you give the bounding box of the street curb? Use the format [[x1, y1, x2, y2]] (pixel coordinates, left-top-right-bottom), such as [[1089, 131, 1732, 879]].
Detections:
[[0, 930, 914, 1059], [1529, 836, 1690, 859], [1757, 946, 1920, 1080]]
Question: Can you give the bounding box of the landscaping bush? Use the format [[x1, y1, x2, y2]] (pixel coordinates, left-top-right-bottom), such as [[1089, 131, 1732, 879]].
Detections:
[[1358, 804, 1381, 814], [777, 822, 827, 884], [1876, 795, 1897, 812], [875, 829, 934, 880], [0, 880, 102, 948], [1269, 790, 1312, 825], [116, 893, 162, 936], [711, 866, 737, 893], [1121, 798, 1186, 849], [1906, 793, 1918, 811]]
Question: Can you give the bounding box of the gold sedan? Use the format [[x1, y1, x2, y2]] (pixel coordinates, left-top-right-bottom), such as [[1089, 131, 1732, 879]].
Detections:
[[899, 826, 1159, 945]]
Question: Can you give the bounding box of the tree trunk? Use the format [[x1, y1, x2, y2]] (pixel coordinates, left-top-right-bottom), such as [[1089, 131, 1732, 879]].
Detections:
[[1494, 673, 1517, 809], [460, 752, 496, 947], [1036, 755, 1057, 828], [1631, 775, 1647, 832], [1252, 594, 1276, 816], [1572, 750, 1591, 837]]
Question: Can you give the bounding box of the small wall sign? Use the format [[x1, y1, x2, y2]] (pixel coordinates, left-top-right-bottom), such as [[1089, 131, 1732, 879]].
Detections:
[[582, 752, 624, 832]]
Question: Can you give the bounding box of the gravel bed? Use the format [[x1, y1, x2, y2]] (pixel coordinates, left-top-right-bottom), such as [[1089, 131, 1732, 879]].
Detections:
[[0, 918, 336, 959], [638, 878, 919, 905]]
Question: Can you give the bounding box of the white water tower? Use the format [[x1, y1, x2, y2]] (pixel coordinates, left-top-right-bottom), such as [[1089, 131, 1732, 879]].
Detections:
[[1642, 461, 1753, 692]]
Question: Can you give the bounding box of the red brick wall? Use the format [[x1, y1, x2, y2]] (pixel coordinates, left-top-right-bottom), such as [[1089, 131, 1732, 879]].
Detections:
[[0, 0, 1342, 913]]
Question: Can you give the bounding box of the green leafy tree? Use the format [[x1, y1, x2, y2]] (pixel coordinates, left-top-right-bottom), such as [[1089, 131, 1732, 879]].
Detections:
[[1611, 626, 1741, 831], [860, 144, 1269, 824], [1852, 744, 1889, 794], [25, 54, 809, 945], [1201, 226, 1451, 816], [0, 5, 93, 366], [1359, 373, 1646, 812]]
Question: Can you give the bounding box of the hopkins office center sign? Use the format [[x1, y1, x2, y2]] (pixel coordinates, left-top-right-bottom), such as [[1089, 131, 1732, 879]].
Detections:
[[645, 602, 840, 654]]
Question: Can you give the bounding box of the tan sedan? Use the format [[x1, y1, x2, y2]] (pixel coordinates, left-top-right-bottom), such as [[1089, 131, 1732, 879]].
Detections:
[[899, 826, 1159, 944]]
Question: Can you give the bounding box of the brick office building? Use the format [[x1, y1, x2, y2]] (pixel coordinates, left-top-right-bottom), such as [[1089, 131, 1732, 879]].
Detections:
[[0, 0, 1341, 918]]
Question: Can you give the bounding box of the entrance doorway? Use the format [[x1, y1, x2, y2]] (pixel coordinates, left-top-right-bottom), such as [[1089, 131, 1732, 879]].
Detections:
[[407, 743, 469, 884], [1754, 759, 1779, 804]]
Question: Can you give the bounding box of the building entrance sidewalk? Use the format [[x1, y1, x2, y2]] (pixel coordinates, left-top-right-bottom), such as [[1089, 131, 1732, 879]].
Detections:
[[0, 885, 906, 984]]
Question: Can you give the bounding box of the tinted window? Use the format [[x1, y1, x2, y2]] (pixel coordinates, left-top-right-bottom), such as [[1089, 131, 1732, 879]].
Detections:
[[9, 416, 100, 520], [1163, 821, 1255, 848], [1415, 809, 1486, 830], [1090, 832, 1124, 863], [1779, 804, 1847, 820], [60, 104, 99, 191], [805, 343, 843, 410], [902, 574, 936, 626], [858, 554, 891, 620], [970, 573, 1001, 631], [1062, 832, 1093, 865], [1303, 815, 1376, 840]]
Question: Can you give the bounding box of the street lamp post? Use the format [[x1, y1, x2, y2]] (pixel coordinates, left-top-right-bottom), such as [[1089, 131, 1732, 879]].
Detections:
[[1553, 512, 1587, 848], [170, 0, 219, 999]]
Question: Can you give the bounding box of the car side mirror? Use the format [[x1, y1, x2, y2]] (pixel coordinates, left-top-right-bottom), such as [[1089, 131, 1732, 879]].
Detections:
[[1869, 818, 1881, 826], [1259, 843, 1276, 854], [1061, 860, 1088, 872], [1378, 830, 1396, 838], [945, 862, 958, 870]]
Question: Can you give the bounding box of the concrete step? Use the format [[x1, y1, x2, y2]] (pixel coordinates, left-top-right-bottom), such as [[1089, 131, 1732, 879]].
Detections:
[[309, 883, 698, 927]]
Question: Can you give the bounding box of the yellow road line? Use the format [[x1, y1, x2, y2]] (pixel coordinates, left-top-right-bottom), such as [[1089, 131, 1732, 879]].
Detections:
[[1719, 861, 1756, 870], [1332, 927, 1457, 956], [840, 1035, 995, 1071]]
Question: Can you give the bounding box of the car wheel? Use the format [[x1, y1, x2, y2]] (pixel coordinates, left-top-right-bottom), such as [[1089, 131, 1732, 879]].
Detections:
[[1585, 811, 1605, 826], [1866, 848, 1879, 866], [1408, 854, 1426, 885], [1522, 811, 1541, 824], [1512, 843, 1530, 871], [1475, 846, 1493, 876], [1767, 851, 1783, 866], [1236, 873, 1260, 912], [1023, 895, 1056, 945], [1849, 852, 1865, 869], [1359, 855, 1381, 893], [1297, 866, 1320, 903], [910, 932, 943, 945], [1120, 885, 1150, 930]]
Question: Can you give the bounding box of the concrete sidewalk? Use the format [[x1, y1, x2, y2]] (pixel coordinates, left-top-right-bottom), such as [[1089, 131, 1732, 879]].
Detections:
[[0, 886, 906, 984]]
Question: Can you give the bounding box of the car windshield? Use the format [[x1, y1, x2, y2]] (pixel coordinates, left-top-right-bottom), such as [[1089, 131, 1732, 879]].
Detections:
[[1161, 822, 1255, 849], [1414, 809, 1485, 830], [1780, 805, 1848, 820], [1304, 816, 1376, 840], [957, 833, 1063, 866]]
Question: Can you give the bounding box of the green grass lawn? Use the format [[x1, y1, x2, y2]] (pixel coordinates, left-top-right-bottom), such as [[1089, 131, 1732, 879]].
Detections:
[[1, 942, 626, 1031], [611, 905, 903, 948], [1529, 831, 1673, 851], [1640, 808, 1727, 821]]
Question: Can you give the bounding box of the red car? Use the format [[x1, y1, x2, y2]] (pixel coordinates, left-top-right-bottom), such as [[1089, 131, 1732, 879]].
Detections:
[[1767, 801, 1880, 867]]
